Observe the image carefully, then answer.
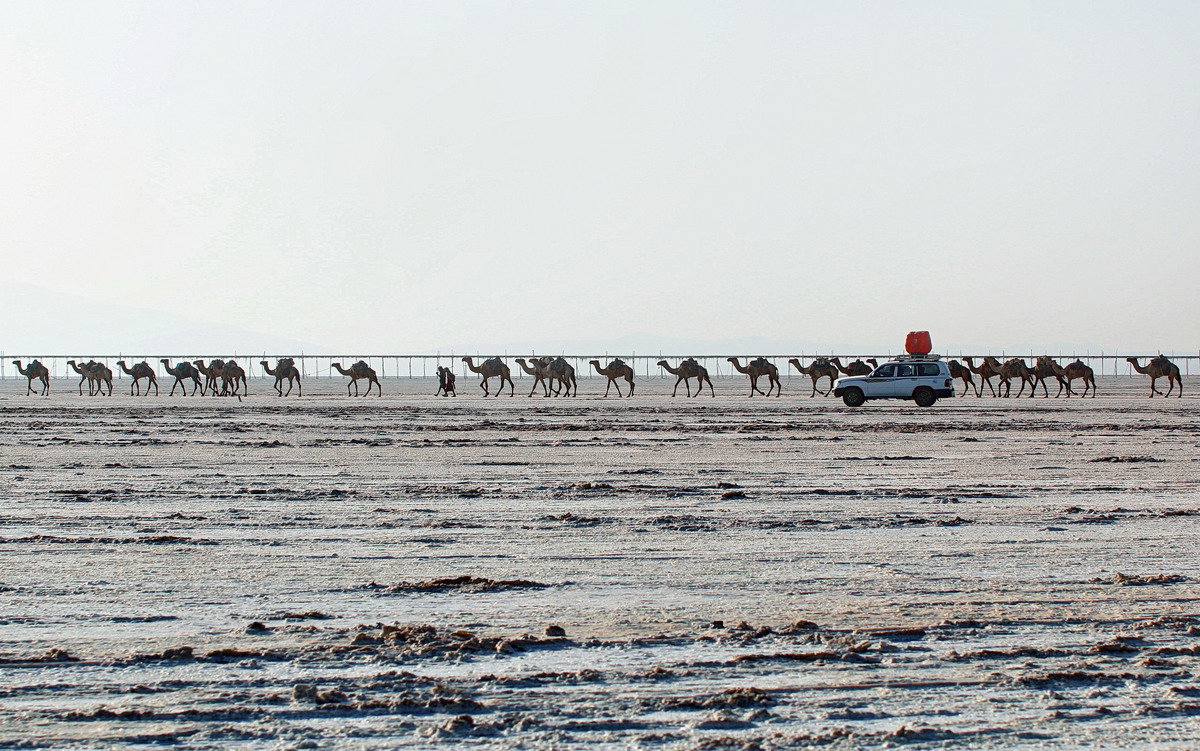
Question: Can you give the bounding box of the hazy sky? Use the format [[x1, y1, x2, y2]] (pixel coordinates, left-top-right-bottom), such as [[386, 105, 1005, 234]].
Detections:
[[2, 1, 1197, 353]]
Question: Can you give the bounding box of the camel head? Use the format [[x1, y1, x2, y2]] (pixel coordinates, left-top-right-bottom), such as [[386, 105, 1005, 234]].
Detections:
[[160, 358, 171, 365], [1125, 357, 1137, 365], [656, 360, 670, 369], [589, 360, 601, 367]]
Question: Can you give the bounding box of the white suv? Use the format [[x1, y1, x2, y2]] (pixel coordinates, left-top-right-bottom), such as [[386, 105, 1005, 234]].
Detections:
[[832, 355, 956, 407]]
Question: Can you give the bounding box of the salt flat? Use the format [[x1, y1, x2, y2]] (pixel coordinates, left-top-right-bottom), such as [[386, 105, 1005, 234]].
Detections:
[[0, 376, 1198, 749]]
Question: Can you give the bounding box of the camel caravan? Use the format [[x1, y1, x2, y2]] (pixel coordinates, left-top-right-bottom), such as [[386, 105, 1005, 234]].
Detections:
[[5, 353, 1186, 399]]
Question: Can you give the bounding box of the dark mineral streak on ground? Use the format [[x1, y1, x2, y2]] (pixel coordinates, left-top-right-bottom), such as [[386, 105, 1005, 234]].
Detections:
[[0, 376, 1198, 747]]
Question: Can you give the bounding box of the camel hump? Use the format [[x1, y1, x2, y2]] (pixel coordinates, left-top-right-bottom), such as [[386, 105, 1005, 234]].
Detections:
[[750, 357, 771, 368], [610, 358, 626, 368], [278, 357, 295, 368]]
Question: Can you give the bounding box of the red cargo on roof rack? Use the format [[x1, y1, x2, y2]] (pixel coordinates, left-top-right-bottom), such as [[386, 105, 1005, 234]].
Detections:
[[905, 331, 932, 355]]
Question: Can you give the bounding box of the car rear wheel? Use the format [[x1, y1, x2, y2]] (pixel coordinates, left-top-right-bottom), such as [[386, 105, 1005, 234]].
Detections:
[[913, 386, 937, 407], [842, 388, 865, 407]]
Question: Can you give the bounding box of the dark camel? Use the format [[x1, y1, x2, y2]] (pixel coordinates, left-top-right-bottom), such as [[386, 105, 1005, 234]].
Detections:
[[657, 359, 714, 397], [830, 357, 872, 377], [1046, 358, 1096, 397], [161, 360, 203, 396], [514, 358, 552, 397], [1028, 357, 1065, 398], [590, 359, 635, 397], [962, 357, 1000, 397], [1127, 356, 1182, 398], [67, 359, 100, 396], [118, 361, 159, 396], [332, 361, 382, 397], [261, 358, 302, 396], [12, 360, 50, 396], [946, 360, 978, 397], [787, 358, 837, 397], [461, 357, 514, 397], [990, 357, 1035, 398], [89, 362, 114, 396], [193, 359, 226, 396], [220, 360, 248, 397], [728, 357, 781, 397]]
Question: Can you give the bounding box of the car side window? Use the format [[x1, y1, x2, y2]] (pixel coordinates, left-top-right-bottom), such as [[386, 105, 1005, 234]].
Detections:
[[873, 365, 896, 378], [917, 363, 939, 376], [896, 364, 915, 377]]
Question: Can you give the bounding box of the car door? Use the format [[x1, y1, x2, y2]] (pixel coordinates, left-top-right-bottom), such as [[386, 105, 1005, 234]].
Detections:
[[864, 364, 898, 397], [891, 363, 919, 397]]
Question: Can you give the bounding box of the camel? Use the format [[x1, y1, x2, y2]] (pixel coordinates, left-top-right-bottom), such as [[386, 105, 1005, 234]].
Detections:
[[787, 358, 838, 397], [261, 358, 302, 397], [962, 357, 1001, 397], [866, 358, 879, 369], [331, 361, 382, 397], [1028, 357, 1065, 398], [657, 359, 714, 397], [1127, 356, 1182, 398], [67, 359, 100, 396], [543, 357, 577, 397], [990, 357, 1035, 398], [88, 361, 114, 396], [12, 359, 50, 396], [1046, 358, 1096, 398], [117, 361, 159, 396], [946, 359, 978, 397], [436, 366, 456, 397], [590, 359, 635, 397], [193, 359, 226, 396], [220, 360, 248, 397], [514, 357, 553, 397], [830, 357, 873, 377], [461, 357, 514, 397], [728, 357, 781, 397], [161, 359, 203, 396]]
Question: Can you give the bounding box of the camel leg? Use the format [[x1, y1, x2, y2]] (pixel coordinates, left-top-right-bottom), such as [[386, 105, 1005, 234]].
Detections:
[[705, 377, 715, 397], [627, 378, 635, 397]]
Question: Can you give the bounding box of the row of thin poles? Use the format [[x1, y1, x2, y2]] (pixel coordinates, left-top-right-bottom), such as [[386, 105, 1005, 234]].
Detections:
[[1, 353, 1196, 380]]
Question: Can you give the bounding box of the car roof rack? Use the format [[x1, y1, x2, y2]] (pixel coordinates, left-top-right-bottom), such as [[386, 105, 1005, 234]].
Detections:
[[892, 353, 942, 361]]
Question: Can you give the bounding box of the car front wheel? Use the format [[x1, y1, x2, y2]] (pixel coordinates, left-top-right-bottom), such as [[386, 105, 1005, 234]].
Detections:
[[913, 386, 937, 407], [842, 388, 866, 407]]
